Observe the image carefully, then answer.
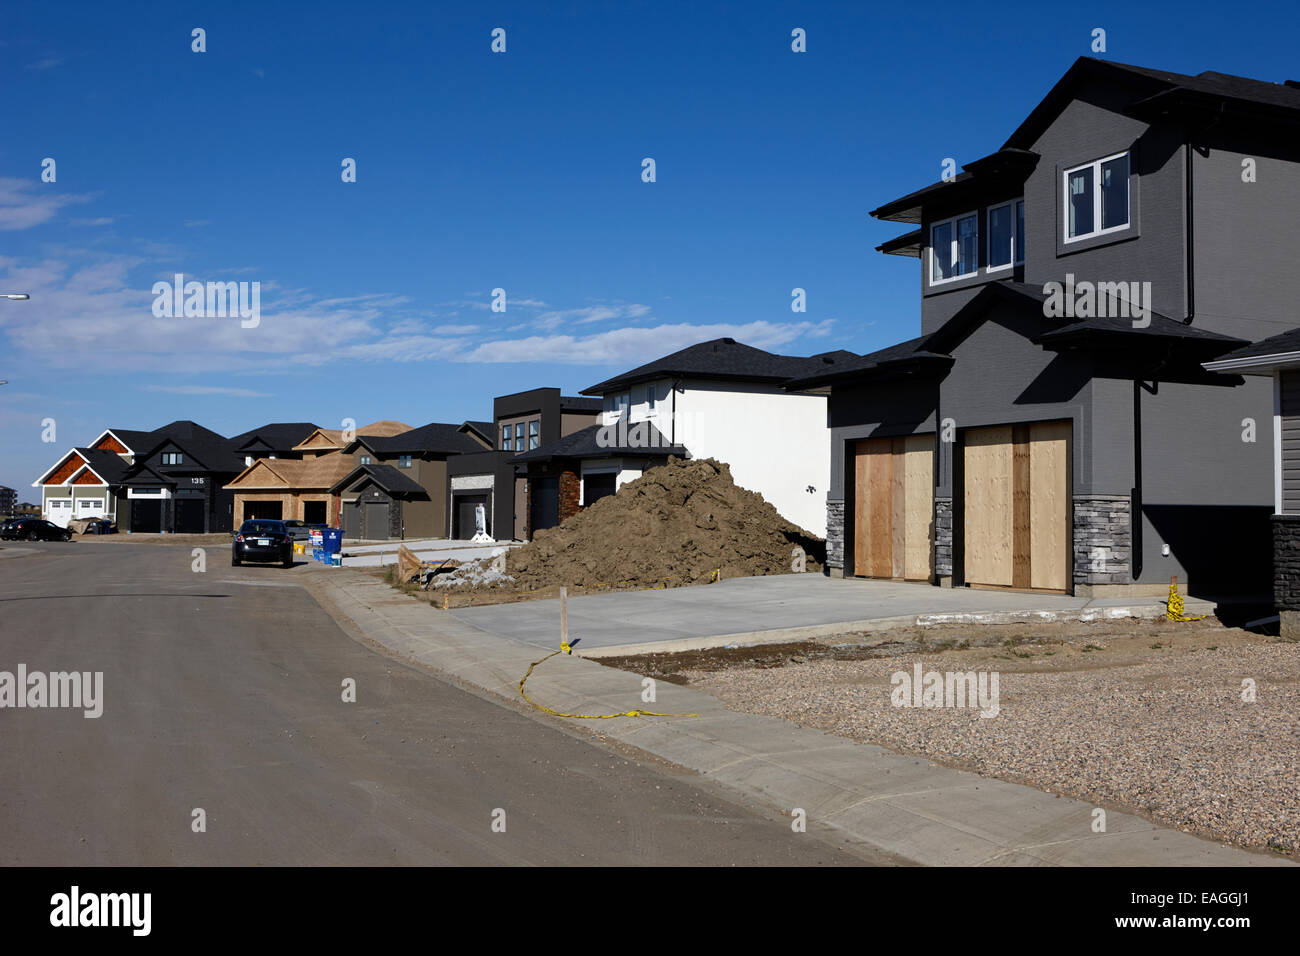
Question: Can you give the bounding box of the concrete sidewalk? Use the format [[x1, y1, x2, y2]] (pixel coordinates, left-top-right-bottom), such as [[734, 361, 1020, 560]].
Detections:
[[304, 568, 1281, 867], [448, 573, 1214, 655]]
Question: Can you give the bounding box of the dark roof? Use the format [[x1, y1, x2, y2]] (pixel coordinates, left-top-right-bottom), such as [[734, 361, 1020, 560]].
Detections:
[[72, 448, 131, 484], [871, 148, 1040, 223], [104, 428, 156, 452], [1005, 58, 1300, 151], [227, 422, 320, 451], [580, 338, 861, 395], [122, 465, 173, 486], [328, 464, 428, 496], [559, 395, 603, 412], [353, 422, 489, 456], [514, 423, 687, 463], [1204, 327, 1300, 370], [876, 229, 923, 257], [785, 337, 953, 390], [874, 58, 1300, 226], [459, 421, 496, 445], [133, 421, 244, 472]]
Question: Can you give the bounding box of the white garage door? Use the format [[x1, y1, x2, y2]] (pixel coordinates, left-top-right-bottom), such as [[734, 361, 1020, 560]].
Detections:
[[47, 498, 73, 527]]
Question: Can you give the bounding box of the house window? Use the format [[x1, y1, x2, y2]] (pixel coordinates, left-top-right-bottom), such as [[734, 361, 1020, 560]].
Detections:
[[930, 211, 979, 284], [398, 455, 412, 468], [161, 452, 183, 465], [502, 424, 513, 451], [528, 420, 539, 450], [360, 454, 371, 465], [1064, 152, 1130, 242], [987, 199, 1025, 271]]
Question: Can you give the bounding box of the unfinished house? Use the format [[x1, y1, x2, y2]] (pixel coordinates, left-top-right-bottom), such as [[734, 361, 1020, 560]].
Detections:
[[793, 57, 1298, 597], [517, 339, 850, 539]]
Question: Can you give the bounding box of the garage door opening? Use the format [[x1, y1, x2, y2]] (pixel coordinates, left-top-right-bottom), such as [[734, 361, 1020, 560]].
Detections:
[[303, 501, 327, 525], [961, 421, 1070, 592], [243, 501, 282, 521], [853, 435, 934, 581], [131, 499, 163, 533], [454, 493, 490, 539], [175, 497, 206, 533]]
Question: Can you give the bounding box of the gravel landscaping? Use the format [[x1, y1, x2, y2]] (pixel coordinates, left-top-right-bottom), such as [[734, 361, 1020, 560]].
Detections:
[[651, 618, 1299, 855]]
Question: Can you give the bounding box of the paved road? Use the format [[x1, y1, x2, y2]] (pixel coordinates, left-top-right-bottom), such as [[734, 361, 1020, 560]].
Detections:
[[0, 542, 879, 865]]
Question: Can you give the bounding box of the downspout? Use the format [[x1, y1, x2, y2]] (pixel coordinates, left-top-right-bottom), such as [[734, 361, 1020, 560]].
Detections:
[[1183, 131, 1195, 324]]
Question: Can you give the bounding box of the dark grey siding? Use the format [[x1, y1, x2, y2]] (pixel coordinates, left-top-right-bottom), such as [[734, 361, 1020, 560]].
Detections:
[[1282, 370, 1300, 514]]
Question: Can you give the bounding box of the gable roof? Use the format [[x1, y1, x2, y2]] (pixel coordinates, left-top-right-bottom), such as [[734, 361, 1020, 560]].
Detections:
[[514, 422, 687, 463], [291, 420, 412, 452], [91, 428, 154, 455], [328, 464, 429, 496], [785, 336, 953, 390], [580, 338, 860, 395], [224, 453, 357, 491]]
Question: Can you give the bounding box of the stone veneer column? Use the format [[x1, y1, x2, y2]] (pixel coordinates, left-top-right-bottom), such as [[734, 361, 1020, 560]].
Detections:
[[1272, 514, 1300, 639], [1073, 494, 1132, 588], [825, 499, 844, 575]]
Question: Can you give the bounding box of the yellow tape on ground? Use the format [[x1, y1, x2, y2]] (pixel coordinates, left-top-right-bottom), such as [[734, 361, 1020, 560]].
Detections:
[[1166, 579, 1208, 622], [517, 647, 698, 720]]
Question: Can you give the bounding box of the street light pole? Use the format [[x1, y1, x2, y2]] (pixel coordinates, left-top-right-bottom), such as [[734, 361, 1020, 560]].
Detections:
[[1, 294, 30, 384]]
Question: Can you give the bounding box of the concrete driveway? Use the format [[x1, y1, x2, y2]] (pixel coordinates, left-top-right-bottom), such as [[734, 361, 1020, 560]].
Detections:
[[447, 573, 1196, 653]]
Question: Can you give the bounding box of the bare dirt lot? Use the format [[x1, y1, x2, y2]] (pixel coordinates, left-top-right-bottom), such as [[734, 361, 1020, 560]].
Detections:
[[598, 616, 1300, 856]]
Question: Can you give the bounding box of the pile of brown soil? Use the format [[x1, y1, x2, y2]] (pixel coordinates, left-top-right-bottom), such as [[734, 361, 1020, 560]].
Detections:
[[443, 457, 824, 595]]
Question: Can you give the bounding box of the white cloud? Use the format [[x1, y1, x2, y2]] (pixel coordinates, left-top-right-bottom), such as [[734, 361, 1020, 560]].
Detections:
[[459, 320, 835, 365], [0, 179, 93, 231]]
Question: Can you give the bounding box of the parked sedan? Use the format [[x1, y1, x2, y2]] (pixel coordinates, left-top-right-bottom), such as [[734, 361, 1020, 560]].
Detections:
[[231, 519, 294, 568], [1, 518, 72, 542], [281, 519, 322, 541]]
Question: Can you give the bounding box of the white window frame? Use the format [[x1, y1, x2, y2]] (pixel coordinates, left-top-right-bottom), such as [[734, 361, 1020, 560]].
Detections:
[[928, 210, 979, 286], [1062, 151, 1130, 244], [985, 198, 1025, 273], [162, 452, 183, 465]]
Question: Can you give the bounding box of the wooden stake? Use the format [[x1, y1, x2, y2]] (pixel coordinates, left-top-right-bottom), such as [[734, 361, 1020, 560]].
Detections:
[[560, 586, 568, 647]]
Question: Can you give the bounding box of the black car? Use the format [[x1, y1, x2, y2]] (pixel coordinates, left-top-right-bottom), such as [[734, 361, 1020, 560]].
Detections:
[[1, 518, 72, 542], [281, 519, 322, 541], [231, 519, 294, 568]]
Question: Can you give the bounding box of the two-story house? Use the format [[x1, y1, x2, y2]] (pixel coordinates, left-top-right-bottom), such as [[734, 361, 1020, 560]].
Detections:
[[516, 340, 849, 539], [793, 57, 1297, 597]]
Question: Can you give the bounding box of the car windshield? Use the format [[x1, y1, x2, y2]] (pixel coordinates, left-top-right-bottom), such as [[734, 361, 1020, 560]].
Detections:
[[240, 521, 285, 535]]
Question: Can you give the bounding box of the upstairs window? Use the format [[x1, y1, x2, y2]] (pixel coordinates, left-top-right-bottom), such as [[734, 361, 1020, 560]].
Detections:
[[360, 454, 371, 465], [501, 423, 513, 451], [528, 420, 539, 450], [1064, 152, 1129, 242], [930, 212, 978, 284], [987, 199, 1025, 271], [398, 455, 412, 468], [161, 452, 183, 465]]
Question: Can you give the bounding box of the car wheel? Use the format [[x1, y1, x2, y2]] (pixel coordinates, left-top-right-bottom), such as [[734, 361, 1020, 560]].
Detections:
[[282, 555, 293, 569], [231, 553, 241, 566], [62, 532, 72, 542], [27, 530, 38, 541]]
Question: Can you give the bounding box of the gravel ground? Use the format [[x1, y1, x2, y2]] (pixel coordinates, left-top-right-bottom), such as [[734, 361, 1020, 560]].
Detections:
[[672, 619, 1299, 855]]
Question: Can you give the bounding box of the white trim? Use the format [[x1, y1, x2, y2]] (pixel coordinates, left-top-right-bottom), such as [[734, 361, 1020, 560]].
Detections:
[[1275, 372, 1284, 515], [88, 428, 136, 457], [33, 448, 88, 486], [985, 198, 1024, 273], [1063, 150, 1131, 244], [928, 209, 979, 286]]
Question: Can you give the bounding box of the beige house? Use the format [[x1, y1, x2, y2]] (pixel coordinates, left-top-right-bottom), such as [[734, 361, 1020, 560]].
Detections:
[[225, 421, 410, 524]]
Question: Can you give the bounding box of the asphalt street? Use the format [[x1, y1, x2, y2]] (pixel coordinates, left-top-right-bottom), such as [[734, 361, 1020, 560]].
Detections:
[[0, 541, 884, 865]]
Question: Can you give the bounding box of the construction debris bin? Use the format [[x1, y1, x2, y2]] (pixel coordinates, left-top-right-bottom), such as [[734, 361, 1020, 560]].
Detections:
[[321, 528, 342, 553]]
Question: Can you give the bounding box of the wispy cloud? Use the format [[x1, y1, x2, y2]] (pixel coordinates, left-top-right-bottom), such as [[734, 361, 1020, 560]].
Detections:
[[141, 385, 273, 398], [27, 55, 64, 71], [0, 179, 93, 231]]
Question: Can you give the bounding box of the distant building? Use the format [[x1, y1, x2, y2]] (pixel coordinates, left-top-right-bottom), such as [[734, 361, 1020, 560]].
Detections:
[[0, 485, 17, 515]]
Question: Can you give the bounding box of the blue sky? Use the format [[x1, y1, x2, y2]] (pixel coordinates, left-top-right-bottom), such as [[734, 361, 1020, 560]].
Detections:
[[3, 0, 1298, 492]]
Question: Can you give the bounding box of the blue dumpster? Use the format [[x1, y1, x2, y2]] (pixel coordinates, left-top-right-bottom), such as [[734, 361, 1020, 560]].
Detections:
[[321, 528, 342, 553]]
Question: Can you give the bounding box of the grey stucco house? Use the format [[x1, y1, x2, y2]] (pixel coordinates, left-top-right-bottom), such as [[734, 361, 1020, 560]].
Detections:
[[790, 57, 1300, 598]]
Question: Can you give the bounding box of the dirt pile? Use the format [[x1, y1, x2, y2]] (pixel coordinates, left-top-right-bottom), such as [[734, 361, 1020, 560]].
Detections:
[[436, 457, 823, 593]]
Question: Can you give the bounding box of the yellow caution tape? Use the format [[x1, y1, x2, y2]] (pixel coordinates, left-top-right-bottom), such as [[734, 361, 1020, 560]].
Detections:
[[1167, 577, 1208, 622], [517, 646, 698, 720]]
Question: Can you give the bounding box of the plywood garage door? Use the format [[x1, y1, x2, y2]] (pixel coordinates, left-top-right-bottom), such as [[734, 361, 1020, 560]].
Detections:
[[853, 435, 933, 581], [963, 422, 1069, 591]]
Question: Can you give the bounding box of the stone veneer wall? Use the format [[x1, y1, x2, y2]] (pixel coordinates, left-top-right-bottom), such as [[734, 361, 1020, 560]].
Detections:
[[1073, 494, 1131, 587], [826, 499, 844, 570]]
